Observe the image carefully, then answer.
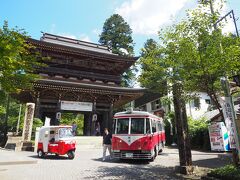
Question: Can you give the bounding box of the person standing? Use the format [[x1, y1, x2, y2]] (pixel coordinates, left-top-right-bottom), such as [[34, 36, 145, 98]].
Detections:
[[95, 122, 100, 136], [72, 122, 77, 136], [102, 128, 112, 161]]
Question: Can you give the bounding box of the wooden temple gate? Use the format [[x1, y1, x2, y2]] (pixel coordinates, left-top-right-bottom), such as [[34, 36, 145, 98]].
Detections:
[[18, 33, 144, 135]]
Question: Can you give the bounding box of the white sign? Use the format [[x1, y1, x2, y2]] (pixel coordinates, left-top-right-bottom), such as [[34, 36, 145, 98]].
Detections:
[[60, 101, 93, 111], [208, 122, 230, 151], [221, 97, 237, 148], [56, 112, 61, 120], [92, 114, 97, 121]]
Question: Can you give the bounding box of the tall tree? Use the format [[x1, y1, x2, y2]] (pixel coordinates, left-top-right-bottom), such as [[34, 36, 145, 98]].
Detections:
[[0, 21, 43, 145], [141, 38, 158, 58], [99, 14, 134, 56], [99, 14, 135, 87], [0, 21, 42, 93], [139, 2, 240, 174]]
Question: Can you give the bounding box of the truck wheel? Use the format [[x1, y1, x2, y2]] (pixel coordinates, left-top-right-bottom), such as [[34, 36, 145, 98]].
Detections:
[[67, 150, 75, 159], [37, 150, 45, 158]]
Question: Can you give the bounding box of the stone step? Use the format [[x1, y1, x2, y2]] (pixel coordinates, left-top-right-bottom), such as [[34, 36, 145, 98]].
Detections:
[[74, 136, 102, 148]]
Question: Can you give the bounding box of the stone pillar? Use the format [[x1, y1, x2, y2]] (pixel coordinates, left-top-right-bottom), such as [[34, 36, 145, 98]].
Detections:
[[22, 103, 35, 142], [21, 103, 35, 151]]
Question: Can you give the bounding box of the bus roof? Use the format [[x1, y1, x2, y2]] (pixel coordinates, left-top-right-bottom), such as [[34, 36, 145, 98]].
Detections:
[[114, 110, 161, 119]]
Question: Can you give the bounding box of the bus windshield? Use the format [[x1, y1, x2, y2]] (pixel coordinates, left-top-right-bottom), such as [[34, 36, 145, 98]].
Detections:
[[116, 118, 129, 134], [130, 118, 144, 134]]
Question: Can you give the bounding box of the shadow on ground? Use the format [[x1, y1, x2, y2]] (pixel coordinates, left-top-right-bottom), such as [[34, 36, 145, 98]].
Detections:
[[92, 157, 150, 165], [193, 154, 232, 168], [86, 164, 182, 180], [29, 155, 70, 160]]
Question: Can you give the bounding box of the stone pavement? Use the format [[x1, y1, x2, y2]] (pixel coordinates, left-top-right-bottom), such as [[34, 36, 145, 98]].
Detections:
[[0, 145, 232, 180]]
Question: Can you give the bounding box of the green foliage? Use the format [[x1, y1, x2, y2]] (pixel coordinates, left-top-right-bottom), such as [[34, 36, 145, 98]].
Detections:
[[139, 3, 240, 110], [99, 14, 134, 56], [140, 38, 158, 58], [0, 21, 42, 93], [188, 117, 210, 150], [209, 165, 240, 180], [99, 14, 136, 87], [60, 113, 84, 135]]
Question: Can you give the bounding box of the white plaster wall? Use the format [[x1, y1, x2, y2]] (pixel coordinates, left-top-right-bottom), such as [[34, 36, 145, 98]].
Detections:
[[186, 92, 211, 119]]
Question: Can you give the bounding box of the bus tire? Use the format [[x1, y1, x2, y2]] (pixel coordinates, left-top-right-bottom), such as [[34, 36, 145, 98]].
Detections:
[[150, 147, 157, 162], [158, 142, 164, 155]]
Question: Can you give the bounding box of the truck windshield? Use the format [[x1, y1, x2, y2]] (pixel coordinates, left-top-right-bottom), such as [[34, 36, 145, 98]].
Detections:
[[116, 118, 129, 134], [59, 128, 73, 138], [130, 118, 144, 134]]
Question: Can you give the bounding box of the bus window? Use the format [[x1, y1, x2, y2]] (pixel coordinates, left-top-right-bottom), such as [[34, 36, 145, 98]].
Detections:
[[112, 119, 116, 134], [152, 120, 157, 133], [116, 118, 129, 134], [158, 122, 162, 131], [130, 118, 144, 134], [146, 118, 151, 134]]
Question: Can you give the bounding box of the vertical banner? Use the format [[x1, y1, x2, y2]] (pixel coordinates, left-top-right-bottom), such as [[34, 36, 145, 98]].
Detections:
[[221, 97, 237, 148], [22, 103, 35, 141]]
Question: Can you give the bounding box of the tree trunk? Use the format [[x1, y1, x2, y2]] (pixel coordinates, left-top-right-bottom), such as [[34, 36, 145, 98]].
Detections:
[[172, 83, 193, 175]]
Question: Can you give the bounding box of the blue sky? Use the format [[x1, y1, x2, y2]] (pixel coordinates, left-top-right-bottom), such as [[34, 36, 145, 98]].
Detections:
[[0, 0, 239, 55]]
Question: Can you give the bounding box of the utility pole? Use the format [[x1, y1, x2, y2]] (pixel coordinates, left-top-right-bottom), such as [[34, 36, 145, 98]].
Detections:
[[16, 104, 22, 135], [206, 0, 240, 165], [3, 94, 10, 144]]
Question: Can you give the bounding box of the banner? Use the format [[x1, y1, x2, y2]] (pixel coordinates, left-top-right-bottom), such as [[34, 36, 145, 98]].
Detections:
[[60, 101, 93, 111], [221, 97, 237, 148]]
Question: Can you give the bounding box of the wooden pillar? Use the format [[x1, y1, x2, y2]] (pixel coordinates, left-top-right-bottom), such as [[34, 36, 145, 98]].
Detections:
[[84, 113, 91, 136], [34, 92, 40, 118], [108, 102, 113, 132]]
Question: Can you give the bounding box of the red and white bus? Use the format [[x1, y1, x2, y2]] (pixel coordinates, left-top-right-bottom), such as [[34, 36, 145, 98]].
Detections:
[[112, 110, 165, 161]]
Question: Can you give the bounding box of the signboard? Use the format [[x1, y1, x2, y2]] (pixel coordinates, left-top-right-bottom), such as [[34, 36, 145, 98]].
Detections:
[[222, 97, 237, 148], [22, 103, 35, 142], [56, 112, 61, 120], [208, 122, 230, 151], [60, 101, 93, 111], [92, 114, 97, 121]]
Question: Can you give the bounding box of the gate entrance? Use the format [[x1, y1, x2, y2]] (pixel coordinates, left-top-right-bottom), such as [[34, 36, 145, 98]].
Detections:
[[17, 33, 144, 135]]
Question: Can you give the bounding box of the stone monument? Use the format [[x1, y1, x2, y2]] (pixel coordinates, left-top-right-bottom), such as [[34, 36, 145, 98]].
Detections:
[[21, 103, 35, 151]]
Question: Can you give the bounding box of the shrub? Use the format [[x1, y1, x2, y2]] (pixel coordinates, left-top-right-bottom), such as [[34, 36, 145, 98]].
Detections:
[[208, 165, 240, 180], [188, 117, 210, 150]]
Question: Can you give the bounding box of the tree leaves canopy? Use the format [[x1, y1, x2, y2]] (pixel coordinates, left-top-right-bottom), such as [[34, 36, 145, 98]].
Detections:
[[0, 21, 42, 93], [139, 4, 240, 109], [99, 14, 134, 56]]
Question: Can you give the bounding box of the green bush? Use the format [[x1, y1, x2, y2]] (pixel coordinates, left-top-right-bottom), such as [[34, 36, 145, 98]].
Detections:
[[188, 117, 210, 150], [60, 113, 84, 135], [208, 165, 240, 180]]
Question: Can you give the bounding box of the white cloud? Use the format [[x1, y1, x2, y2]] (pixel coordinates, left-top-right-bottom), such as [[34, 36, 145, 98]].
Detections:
[[219, 2, 236, 35], [115, 0, 190, 35], [56, 33, 91, 42], [79, 34, 91, 42], [92, 28, 101, 36], [57, 33, 77, 39]]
